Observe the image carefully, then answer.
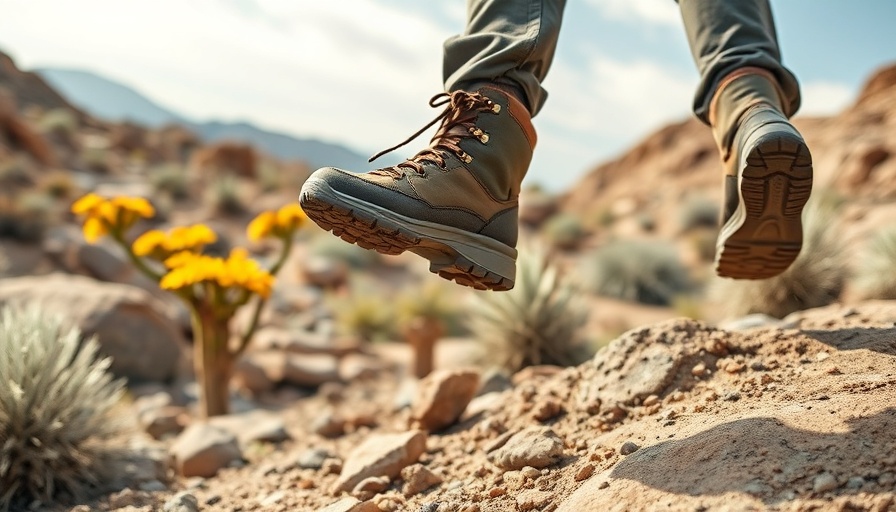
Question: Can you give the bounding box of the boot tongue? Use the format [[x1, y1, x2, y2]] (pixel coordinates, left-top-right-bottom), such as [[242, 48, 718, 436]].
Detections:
[[711, 70, 785, 168]]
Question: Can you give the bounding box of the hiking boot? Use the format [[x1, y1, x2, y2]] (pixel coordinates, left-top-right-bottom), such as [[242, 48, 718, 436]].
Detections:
[[712, 68, 813, 279], [299, 85, 536, 291]]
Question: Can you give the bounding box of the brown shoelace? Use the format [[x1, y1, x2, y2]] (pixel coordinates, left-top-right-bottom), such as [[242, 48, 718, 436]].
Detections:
[[369, 90, 500, 177]]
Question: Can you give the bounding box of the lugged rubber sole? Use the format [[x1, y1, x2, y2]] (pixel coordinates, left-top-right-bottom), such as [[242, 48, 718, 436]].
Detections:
[[299, 178, 517, 291], [715, 130, 813, 279]]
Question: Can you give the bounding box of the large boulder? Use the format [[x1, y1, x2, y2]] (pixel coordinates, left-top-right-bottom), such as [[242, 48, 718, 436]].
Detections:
[[0, 273, 184, 382]]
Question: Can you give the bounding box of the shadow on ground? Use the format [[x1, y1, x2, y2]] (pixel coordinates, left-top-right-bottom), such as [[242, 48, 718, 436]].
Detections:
[[801, 326, 896, 355], [610, 408, 896, 504]]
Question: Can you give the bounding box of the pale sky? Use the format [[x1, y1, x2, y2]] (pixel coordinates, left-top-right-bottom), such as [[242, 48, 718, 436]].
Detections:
[[1, 0, 894, 190]]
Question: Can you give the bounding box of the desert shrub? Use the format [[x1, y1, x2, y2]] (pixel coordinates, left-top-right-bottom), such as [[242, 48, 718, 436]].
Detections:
[[396, 281, 459, 327], [469, 246, 591, 372], [149, 164, 190, 200], [585, 239, 691, 306], [257, 160, 284, 193], [542, 213, 587, 250], [37, 108, 78, 137], [854, 226, 896, 300], [0, 305, 125, 510], [39, 170, 79, 199], [0, 191, 54, 242], [332, 290, 395, 342], [709, 195, 847, 319], [679, 195, 719, 232], [209, 175, 245, 215]]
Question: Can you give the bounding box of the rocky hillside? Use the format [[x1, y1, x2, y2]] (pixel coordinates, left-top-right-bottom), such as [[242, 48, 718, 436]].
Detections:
[[57, 301, 896, 512]]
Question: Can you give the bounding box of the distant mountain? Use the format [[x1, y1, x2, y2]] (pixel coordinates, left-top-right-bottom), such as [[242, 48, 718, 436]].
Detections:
[[36, 67, 369, 170]]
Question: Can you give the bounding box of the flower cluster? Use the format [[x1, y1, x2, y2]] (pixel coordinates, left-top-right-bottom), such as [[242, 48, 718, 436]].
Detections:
[[71, 194, 155, 242], [161, 248, 274, 298], [247, 204, 307, 241], [132, 224, 218, 259]]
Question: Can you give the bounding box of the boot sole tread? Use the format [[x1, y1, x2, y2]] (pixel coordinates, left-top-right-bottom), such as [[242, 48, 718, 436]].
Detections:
[[716, 133, 813, 279], [300, 186, 515, 291]]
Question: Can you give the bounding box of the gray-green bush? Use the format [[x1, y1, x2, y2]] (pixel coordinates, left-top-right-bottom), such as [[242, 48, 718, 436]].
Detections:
[[855, 226, 896, 300], [0, 306, 125, 510], [585, 239, 691, 306], [470, 246, 591, 372], [709, 194, 847, 319]]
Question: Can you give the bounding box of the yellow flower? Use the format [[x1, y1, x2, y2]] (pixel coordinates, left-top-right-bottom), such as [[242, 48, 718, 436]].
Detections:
[[112, 197, 155, 219], [71, 193, 104, 216], [133, 224, 217, 259], [71, 194, 156, 243], [132, 230, 168, 257], [160, 248, 274, 298], [247, 211, 276, 241], [167, 224, 217, 252], [247, 204, 306, 241], [275, 204, 306, 232], [82, 217, 108, 243]]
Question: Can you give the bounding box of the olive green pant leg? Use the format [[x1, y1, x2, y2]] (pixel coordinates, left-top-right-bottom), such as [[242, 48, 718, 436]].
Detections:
[[442, 0, 566, 117], [678, 0, 802, 124]]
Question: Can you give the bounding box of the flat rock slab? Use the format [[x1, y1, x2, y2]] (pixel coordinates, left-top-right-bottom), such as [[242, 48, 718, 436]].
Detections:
[[333, 430, 427, 494], [488, 426, 565, 470]]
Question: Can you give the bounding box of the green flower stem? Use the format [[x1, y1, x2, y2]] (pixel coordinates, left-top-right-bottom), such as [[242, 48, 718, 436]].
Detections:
[[111, 231, 164, 282], [233, 231, 295, 358]]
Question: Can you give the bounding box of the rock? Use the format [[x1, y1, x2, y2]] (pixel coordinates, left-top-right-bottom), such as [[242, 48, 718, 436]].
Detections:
[[462, 392, 505, 421], [476, 369, 513, 396], [0, 274, 184, 382], [521, 466, 541, 479], [586, 334, 676, 405], [487, 426, 565, 470], [813, 472, 839, 493], [619, 441, 640, 455], [169, 423, 242, 478], [162, 492, 199, 512], [138, 480, 167, 492], [254, 326, 359, 357], [320, 497, 379, 512], [297, 448, 333, 470], [575, 464, 595, 482], [302, 256, 349, 289], [284, 353, 341, 388], [351, 476, 390, 500], [142, 405, 188, 440], [531, 399, 563, 422], [332, 430, 427, 494], [232, 354, 280, 394], [189, 142, 257, 179], [313, 410, 348, 438], [401, 464, 443, 496], [718, 314, 781, 331], [411, 369, 480, 431], [516, 489, 553, 511], [209, 411, 291, 446]]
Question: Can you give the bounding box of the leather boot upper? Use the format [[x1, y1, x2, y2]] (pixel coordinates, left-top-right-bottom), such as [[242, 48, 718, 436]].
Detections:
[[313, 86, 535, 248]]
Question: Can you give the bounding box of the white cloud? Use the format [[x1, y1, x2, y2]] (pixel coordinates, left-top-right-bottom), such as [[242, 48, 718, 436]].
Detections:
[[587, 0, 681, 26], [524, 51, 696, 189], [798, 81, 854, 116], [0, 0, 453, 156]]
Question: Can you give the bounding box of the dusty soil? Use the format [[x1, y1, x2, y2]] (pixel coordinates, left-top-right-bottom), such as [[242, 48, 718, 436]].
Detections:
[[69, 300, 896, 512]]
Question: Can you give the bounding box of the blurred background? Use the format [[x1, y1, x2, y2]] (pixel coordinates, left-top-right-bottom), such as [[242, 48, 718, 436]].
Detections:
[[1, 0, 894, 190]]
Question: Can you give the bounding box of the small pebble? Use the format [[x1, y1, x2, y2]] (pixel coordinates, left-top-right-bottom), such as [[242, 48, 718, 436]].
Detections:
[[575, 464, 595, 482], [598, 481, 609, 489], [620, 441, 640, 455], [642, 395, 660, 407], [489, 487, 506, 498], [846, 476, 865, 489], [813, 473, 838, 493], [691, 363, 707, 377], [521, 466, 541, 479], [724, 392, 741, 402]]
